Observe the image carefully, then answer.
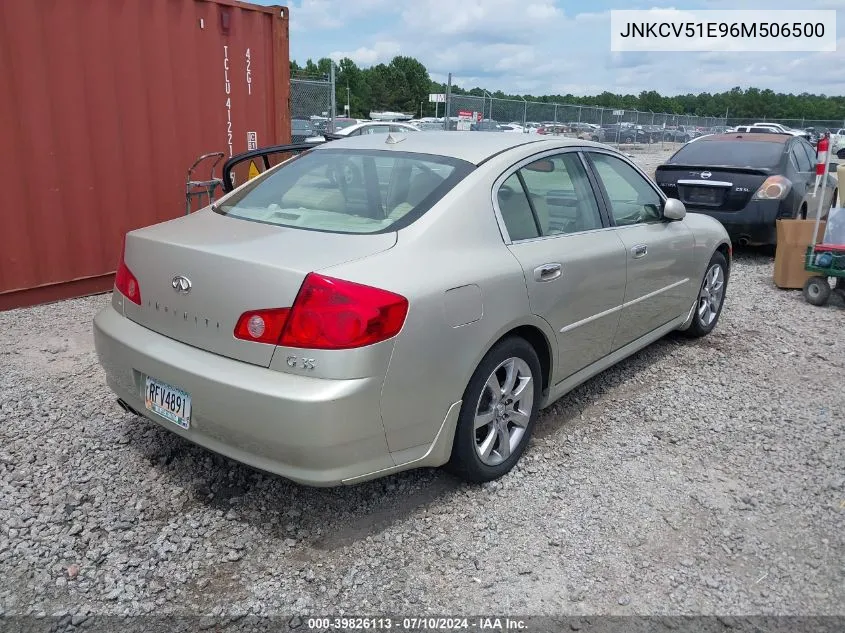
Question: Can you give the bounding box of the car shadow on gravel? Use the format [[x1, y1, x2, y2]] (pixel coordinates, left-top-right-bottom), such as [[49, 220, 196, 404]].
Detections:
[[532, 334, 682, 440], [123, 418, 461, 550]]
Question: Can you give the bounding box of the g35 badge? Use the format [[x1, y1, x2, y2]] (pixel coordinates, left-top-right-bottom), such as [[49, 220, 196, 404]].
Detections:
[[286, 356, 316, 370]]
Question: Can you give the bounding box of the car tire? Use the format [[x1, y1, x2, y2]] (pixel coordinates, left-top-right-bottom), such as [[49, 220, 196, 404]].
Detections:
[[684, 251, 729, 338], [445, 337, 542, 483], [803, 276, 831, 306]]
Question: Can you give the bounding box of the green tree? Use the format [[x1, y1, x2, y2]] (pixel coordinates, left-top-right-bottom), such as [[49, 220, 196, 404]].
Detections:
[[289, 55, 845, 123]]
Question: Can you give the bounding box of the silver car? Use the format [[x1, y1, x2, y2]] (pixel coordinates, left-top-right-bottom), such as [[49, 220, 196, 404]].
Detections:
[[94, 132, 731, 487]]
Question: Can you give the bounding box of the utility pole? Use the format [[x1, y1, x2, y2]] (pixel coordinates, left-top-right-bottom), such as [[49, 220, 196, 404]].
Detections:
[[346, 82, 350, 117]]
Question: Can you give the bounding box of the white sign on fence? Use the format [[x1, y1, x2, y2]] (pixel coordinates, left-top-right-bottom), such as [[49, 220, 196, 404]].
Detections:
[[429, 93, 446, 103], [613, 109, 624, 116]]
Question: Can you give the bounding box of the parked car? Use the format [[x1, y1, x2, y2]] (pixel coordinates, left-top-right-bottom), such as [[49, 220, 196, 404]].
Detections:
[[498, 123, 529, 133], [291, 118, 318, 143], [331, 118, 363, 132], [471, 120, 503, 132], [94, 133, 731, 487], [663, 126, 699, 143], [751, 122, 809, 139], [332, 121, 420, 137], [600, 124, 648, 144], [536, 124, 570, 136], [654, 133, 838, 246], [830, 128, 845, 153]]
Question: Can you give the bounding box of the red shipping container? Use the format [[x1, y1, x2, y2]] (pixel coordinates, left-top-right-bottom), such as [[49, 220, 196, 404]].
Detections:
[[0, 0, 291, 310]]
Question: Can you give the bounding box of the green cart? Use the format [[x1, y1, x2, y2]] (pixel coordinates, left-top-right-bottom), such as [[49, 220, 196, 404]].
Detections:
[[803, 244, 845, 306]]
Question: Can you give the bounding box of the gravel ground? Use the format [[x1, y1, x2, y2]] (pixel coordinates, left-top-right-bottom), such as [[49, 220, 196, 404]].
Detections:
[[1, 148, 843, 629]]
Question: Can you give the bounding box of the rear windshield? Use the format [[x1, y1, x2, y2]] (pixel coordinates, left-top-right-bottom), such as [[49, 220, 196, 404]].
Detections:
[[215, 149, 474, 234], [669, 141, 785, 167]]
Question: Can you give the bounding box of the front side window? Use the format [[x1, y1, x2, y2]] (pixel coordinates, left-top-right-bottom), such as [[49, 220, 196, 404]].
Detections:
[[216, 149, 473, 234], [588, 153, 662, 226]]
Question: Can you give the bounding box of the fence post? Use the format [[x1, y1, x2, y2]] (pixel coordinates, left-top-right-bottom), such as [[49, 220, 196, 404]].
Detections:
[[329, 63, 336, 132], [445, 72, 452, 130]]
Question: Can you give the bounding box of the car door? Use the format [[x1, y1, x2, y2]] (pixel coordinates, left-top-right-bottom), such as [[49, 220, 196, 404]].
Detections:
[[788, 140, 816, 214], [493, 149, 627, 382], [798, 139, 835, 212], [584, 150, 696, 350]]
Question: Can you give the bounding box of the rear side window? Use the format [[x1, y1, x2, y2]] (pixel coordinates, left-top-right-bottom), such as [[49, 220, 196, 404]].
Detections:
[[216, 149, 474, 234], [791, 144, 812, 172], [669, 141, 785, 168]]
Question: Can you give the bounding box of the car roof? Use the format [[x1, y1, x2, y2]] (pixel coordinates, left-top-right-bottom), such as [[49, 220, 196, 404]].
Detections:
[[312, 131, 587, 164], [697, 133, 792, 144]]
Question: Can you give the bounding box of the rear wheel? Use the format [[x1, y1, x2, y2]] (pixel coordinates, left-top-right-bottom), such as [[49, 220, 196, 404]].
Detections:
[[803, 276, 831, 306], [445, 337, 541, 483], [684, 251, 728, 338]]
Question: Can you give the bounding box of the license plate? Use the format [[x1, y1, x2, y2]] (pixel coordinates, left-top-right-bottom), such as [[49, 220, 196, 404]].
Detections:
[[687, 187, 720, 204], [143, 376, 191, 429]]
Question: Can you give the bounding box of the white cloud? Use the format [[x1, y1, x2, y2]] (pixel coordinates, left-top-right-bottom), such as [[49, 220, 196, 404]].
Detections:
[[285, 0, 396, 31], [329, 41, 402, 65], [281, 0, 845, 98], [401, 0, 564, 37]]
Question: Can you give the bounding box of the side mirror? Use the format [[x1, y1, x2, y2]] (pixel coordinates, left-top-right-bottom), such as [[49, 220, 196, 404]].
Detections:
[[663, 198, 686, 221]]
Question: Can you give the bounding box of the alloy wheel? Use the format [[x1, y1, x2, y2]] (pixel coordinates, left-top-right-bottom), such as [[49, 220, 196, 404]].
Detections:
[[473, 357, 534, 466], [698, 264, 725, 326]]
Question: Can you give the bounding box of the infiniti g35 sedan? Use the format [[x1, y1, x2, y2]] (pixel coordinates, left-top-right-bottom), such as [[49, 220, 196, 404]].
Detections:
[[94, 132, 731, 487]]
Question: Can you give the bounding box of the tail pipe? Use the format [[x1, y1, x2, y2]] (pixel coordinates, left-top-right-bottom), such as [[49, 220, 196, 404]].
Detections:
[[116, 398, 140, 416], [737, 236, 751, 246]]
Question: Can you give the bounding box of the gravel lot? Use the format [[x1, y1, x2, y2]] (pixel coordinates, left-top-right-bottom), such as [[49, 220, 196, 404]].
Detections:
[[1, 148, 843, 629]]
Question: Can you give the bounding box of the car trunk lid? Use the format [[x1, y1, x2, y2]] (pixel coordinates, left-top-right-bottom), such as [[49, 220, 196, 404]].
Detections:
[[654, 164, 771, 212], [121, 208, 396, 367]]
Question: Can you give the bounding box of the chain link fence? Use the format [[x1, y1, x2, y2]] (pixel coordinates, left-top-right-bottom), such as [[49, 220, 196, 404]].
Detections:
[[439, 92, 731, 152], [290, 72, 335, 140]]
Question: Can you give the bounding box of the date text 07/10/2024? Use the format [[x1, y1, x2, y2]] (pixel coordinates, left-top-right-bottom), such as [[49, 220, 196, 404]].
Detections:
[[306, 617, 527, 631]]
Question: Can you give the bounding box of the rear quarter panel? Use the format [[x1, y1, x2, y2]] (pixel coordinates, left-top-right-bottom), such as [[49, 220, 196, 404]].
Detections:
[[319, 163, 557, 455], [683, 212, 732, 297]]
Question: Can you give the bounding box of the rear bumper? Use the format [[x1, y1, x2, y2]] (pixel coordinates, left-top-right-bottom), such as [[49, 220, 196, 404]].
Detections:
[[93, 305, 395, 486], [687, 199, 785, 246]]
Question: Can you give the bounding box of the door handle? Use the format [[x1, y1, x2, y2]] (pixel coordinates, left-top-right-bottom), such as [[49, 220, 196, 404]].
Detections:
[[631, 244, 648, 258], [534, 263, 562, 282]]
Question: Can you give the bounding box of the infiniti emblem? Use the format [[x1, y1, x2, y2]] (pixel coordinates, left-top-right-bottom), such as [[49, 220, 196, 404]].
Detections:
[[171, 275, 192, 294], [700, 171, 712, 179]]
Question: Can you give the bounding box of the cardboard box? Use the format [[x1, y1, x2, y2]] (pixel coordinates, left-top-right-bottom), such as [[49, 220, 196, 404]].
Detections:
[[773, 219, 827, 289]]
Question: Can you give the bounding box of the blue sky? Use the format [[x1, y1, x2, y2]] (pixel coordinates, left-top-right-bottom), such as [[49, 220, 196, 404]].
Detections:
[[254, 0, 845, 96]]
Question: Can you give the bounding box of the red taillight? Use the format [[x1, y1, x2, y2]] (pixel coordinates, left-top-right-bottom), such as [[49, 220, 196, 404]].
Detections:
[[233, 308, 290, 344], [233, 273, 409, 350], [114, 238, 142, 305]]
